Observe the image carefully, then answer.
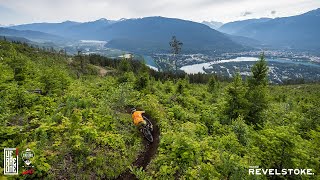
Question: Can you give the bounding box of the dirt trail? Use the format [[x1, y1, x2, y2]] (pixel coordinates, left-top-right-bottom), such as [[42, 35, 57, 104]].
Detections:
[[92, 65, 116, 77], [98, 66, 107, 77], [116, 114, 160, 180]]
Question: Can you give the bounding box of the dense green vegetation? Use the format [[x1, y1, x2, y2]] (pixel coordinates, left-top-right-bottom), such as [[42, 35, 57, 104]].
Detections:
[[0, 40, 319, 179]]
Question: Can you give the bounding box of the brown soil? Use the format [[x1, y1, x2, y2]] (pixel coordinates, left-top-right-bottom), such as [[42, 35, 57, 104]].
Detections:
[[92, 65, 116, 77]]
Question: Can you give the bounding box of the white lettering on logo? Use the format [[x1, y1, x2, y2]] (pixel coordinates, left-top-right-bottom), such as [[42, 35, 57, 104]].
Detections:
[[3, 148, 18, 175]]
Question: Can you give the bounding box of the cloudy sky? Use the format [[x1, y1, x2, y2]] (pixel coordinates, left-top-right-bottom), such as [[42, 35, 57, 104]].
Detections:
[[0, 0, 319, 25]]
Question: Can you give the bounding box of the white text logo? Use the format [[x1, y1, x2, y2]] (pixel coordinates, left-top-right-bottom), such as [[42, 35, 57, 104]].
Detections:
[[4, 148, 19, 175], [249, 166, 314, 176]]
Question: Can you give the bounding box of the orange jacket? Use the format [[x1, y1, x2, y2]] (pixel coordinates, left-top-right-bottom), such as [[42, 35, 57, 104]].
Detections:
[[132, 111, 145, 126]]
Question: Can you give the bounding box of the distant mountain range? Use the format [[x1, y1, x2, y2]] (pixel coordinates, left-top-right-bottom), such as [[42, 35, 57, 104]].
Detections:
[[99, 17, 245, 54], [0, 27, 66, 43], [218, 8, 320, 51], [218, 18, 271, 35], [11, 21, 80, 35], [2, 8, 320, 54], [201, 21, 224, 30], [11, 19, 117, 40], [8, 17, 246, 54]]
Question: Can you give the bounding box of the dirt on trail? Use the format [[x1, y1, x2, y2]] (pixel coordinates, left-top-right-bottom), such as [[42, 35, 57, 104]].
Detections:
[[92, 65, 116, 77], [115, 114, 160, 180]]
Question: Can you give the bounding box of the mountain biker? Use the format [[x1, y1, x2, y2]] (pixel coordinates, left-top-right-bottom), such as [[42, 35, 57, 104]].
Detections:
[[131, 108, 147, 129]]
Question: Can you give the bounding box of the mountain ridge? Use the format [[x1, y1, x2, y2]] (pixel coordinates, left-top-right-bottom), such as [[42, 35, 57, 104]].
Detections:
[[10, 16, 246, 54], [0, 27, 66, 43], [100, 16, 245, 54], [6, 8, 320, 53], [218, 8, 320, 51]]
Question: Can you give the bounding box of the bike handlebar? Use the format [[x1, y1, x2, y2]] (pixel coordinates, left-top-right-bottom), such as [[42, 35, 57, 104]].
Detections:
[[143, 116, 152, 125]]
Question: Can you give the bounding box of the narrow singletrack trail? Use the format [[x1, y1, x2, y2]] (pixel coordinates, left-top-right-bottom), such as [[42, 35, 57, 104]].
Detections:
[[116, 114, 160, 180]]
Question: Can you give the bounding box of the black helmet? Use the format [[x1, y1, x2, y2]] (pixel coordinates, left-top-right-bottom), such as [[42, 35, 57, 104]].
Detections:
[[131, 108, 136, 114]]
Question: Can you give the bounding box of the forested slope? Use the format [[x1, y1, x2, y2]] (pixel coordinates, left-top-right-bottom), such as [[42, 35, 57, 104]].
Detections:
[[0, 40, 319, 179]]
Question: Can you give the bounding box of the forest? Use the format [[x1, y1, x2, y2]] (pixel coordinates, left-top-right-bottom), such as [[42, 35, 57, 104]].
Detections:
[[0, 40, 319, 179]]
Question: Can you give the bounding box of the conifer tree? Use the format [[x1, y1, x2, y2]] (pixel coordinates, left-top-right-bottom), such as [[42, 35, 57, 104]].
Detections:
[[169, 36, 183, 72], [246, 53, 269, 126], [224, 72, 249, 124], [207, 76, 217, 93], [248, 53, 268, 87]]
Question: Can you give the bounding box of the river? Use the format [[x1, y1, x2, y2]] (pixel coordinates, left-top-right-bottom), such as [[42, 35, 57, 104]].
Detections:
[[180, 57, 320, 74]]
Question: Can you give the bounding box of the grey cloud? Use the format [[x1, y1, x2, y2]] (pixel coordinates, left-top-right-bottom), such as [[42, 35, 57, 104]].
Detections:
[[271, 10, 277, 15], [242, 11, 252, 16]]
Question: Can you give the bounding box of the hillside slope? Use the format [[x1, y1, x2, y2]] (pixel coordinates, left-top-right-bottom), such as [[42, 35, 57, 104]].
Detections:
[[0, 27, 66, 43], [0, 40, 319, 179]]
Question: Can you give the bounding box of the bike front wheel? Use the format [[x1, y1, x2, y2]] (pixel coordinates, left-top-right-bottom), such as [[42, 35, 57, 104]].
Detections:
[[142, 128, 153, 143]]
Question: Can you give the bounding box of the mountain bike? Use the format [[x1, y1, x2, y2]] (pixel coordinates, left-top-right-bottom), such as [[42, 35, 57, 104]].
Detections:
[[140, 116, 153, 143]]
